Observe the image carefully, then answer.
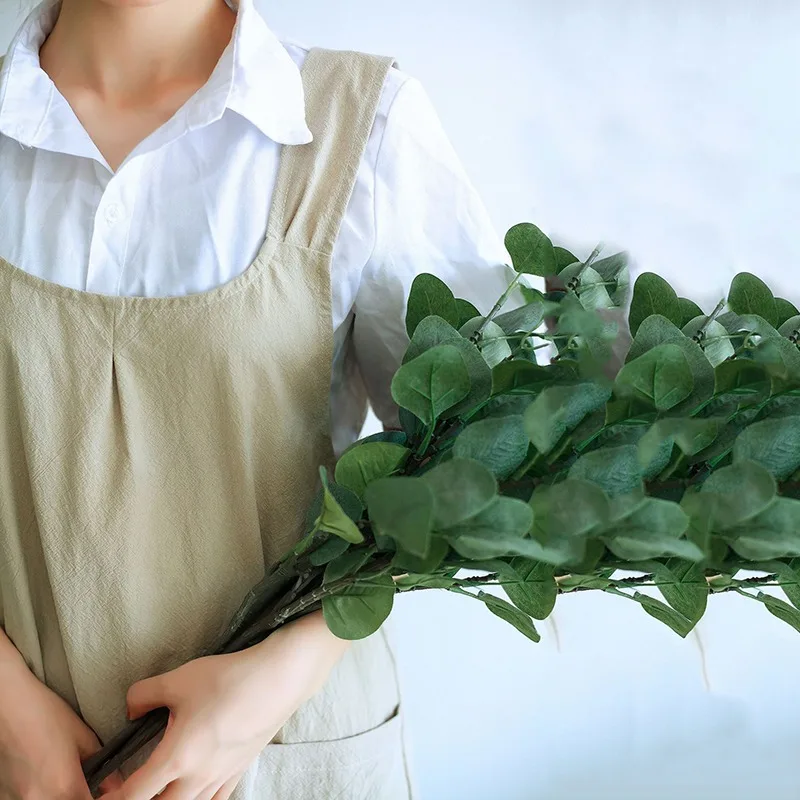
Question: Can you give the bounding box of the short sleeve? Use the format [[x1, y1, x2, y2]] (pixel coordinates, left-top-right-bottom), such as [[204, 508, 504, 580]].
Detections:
[[352, 76, 536, 429]]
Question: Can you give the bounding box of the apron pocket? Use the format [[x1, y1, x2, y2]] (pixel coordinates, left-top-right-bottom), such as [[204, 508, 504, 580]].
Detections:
[[232, 706, 411, 800]]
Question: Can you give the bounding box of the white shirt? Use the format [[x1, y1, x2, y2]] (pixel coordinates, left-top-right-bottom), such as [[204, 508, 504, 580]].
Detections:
[[0, 0, 524, 458]]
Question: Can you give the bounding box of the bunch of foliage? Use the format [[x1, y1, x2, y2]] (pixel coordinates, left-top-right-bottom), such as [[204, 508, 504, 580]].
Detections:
[[83, 224, 800, 793]]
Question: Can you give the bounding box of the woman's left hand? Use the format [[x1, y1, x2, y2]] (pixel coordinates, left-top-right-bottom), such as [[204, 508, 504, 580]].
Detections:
[[107, 611, 349, 800]]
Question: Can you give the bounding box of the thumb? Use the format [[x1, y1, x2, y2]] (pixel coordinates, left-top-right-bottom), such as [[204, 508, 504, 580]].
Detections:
[[126, 674, 170, 721]]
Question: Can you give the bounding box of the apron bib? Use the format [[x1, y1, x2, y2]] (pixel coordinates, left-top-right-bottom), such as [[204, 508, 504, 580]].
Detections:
[[0, 48, 414, 799]]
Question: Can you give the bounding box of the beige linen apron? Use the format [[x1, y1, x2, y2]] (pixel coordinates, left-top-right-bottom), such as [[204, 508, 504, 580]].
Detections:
[[0, 48, 414, 798]]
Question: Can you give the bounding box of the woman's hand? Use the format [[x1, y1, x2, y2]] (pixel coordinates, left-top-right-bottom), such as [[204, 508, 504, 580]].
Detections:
[[107, 611, 350, 800], [0, 645, 123, 799]]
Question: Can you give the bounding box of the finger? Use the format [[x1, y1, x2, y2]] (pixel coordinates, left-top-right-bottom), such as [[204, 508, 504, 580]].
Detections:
[[104, 736, 180, 800], [72, 718, 103, 760], [126, 674, 172, 721], [157, 778, 211, 800], [212, 773, 244, 800], [98, 769, 125, 794]]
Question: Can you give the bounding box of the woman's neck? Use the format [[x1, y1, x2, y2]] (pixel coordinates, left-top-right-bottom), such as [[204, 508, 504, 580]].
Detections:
[[39, 0, 236, 104]]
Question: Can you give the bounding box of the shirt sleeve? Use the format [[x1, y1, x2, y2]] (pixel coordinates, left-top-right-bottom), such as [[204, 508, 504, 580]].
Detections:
[[352, 75, 538, 430]]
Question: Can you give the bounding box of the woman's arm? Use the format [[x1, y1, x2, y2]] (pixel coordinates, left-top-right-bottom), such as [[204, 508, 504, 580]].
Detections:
[[106, 610, 350, 800], [352, 75, 538, 431]]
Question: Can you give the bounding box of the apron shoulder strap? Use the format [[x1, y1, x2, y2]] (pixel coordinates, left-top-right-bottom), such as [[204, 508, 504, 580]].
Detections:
[[267, 47, 396, 253]]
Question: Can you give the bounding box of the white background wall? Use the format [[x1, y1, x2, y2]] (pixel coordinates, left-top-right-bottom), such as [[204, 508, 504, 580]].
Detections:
[[3, 2, 800, 798]]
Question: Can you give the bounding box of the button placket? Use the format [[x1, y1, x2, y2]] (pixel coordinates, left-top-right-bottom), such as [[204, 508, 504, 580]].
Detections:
[[86, 159, 145, 294]]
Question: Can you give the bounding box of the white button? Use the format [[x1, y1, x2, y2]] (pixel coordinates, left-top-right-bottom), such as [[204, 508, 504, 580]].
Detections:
[[105, 203, 122, 226]]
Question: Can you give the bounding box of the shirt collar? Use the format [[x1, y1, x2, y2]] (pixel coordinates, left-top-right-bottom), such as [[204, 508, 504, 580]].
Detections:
[[0, 0, 312, 165]]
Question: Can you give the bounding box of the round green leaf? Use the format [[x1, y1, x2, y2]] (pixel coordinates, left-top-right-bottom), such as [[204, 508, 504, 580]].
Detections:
[[493, 295, 545, 335], [503, 558, 558, 620], [568, 444, 643, 497], [444, 496, 534, 559], [629, 273, 682, 336], [681, 317, 735, 367], [728, 272, 777, 327], [391, 344, 471, 426], [459, 317, 513, 368], [365, 476, 435, 558], [524, 382, 611, 454], [677, 297, 705, 328], [778, 314, 800, 339], [453, 415, 530, 480], [403, 316, 493, 419], [335, 442, 411, 499], [554, 246, 579, 271], [700, 459, 777, 529], [455, 298, 481, 328], [615, 343, 695, 411], [775, 298, 800, 328], [505, 223, 557, 277], [322, 575, 396, 640], [733, 416, 800, 481], [422, 457, 498, 529], [405, 273, 460, 338], [317, 485, 365, 544]]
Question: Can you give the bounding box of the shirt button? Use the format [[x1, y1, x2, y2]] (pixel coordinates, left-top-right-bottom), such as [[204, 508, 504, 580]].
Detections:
[[105, 204, 122, 226]]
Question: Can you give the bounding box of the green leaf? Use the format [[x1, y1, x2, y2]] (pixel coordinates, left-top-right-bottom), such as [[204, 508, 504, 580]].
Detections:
[[491, 360, 571, 396], [392, 536, 449, 573], [364, 476, 435, 558], [733, 416, 800, 481], [421, 457, 498, 529], [637, 418, 721, 468], [318, 485, 365, 544], [309, 536, 351, 566], [559, 263, 615, 311], [403, 316, 493, 419], [603, 498, 699, 561], [455, 298, 481, 328], [677, 297, 705, 328], [568, 444, 643, 497], [728, 272, 777, 327], [700, 459, 777, 529], [653, 560, 709, 624], [758, 592, 800, 634], [713, 359, 771, 397], [503, 558, 558, 620], [528, 479, 610, 566], [524, 382, 611, 454], [324, 548, 375, 584], [405, 273, 460, 338], [775, 298, 800, 327], [628, 273, 682, 336], [725, 498, 800, 560], [592, 252, 629, 283], [616, 343, 694, 411], [391, 344, 471, 426], [478, 591, 541, 642], [452, 415, 530, 480], [352, 430, 408, 448], [681, 318, 735, 367], [634, 593, 694, 637], [779, 314, 800, 339], [554, 246, 579, 271], [626, 315, 716, 414], [335, 442, 411, 499], [444, 496, 534, 559], [505, 223, 557, 276], [322, 575, 396, 640], [494, 295, 545, 335], [459, 317, 513, 368]]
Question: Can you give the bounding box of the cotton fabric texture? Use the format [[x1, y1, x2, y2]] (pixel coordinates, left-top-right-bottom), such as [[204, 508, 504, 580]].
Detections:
[[0, 0, 519, 460], [0, 47, 414, 798]]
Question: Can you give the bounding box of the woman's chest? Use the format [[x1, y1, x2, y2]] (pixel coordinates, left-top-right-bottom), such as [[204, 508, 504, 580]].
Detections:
[[0, 114, 373, 331]]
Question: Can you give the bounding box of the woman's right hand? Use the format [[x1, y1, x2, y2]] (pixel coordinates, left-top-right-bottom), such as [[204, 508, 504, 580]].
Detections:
[[0, 650, 123, 799]]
